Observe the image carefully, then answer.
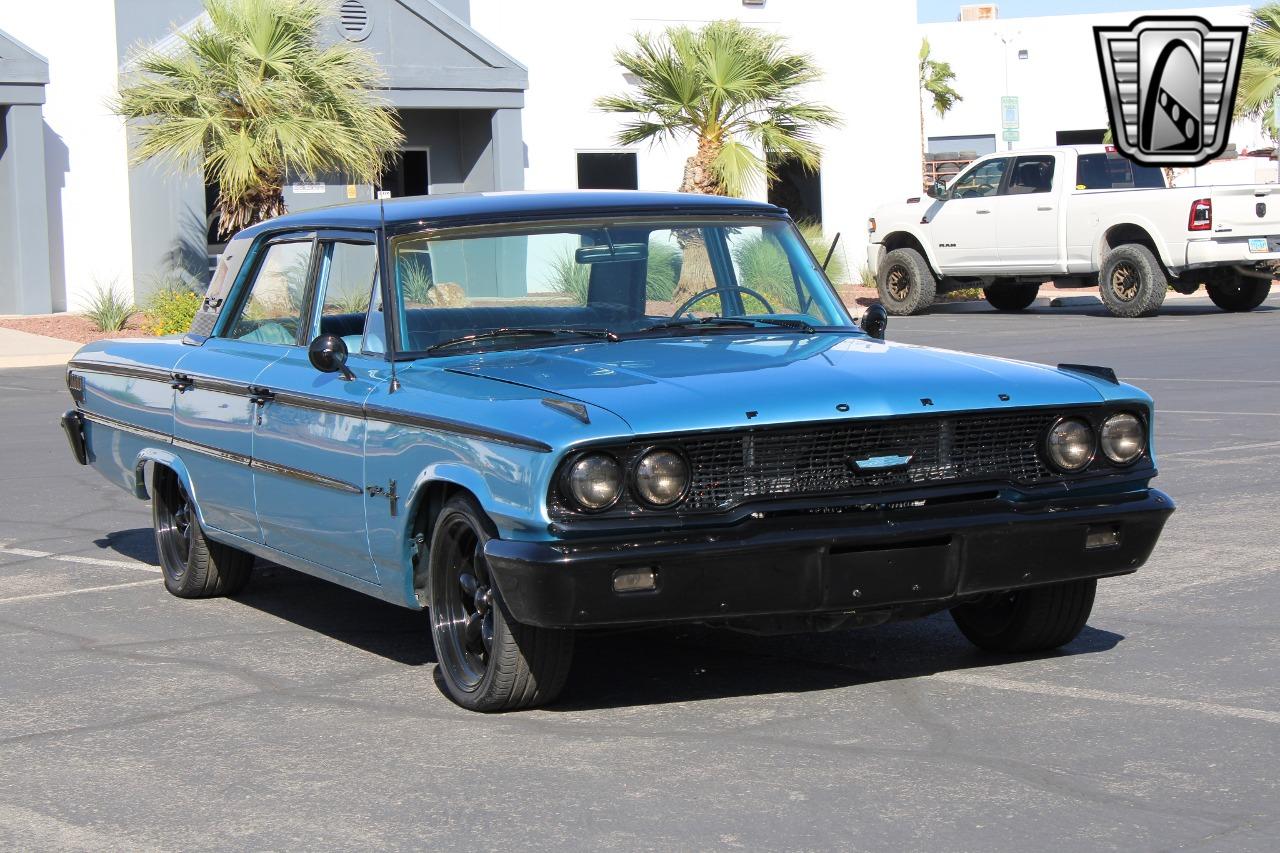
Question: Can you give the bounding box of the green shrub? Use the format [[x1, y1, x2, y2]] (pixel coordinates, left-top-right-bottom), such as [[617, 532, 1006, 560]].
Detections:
[[546, 248, 591, 305], [82, 281, 135, 332], [145, 287, 203, 335], [399, 256, 435, 305], [796, 220, 847, 286], [547, 240, 683, 306], [856, 263, 875, 286]]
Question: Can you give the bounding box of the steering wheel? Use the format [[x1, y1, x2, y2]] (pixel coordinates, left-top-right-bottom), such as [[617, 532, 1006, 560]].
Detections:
[[959, 184, 993, 199], [672, 286, 776, 318]]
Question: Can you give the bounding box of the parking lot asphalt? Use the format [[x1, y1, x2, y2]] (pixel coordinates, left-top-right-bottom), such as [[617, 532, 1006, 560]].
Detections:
[[1, 294, 1277, 852]]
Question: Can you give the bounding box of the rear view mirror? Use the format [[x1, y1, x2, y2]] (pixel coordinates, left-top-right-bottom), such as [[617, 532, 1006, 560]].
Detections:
[[575, 243, 648, 264], [860, 304, 888, 340], [308, 333, 355, 381]]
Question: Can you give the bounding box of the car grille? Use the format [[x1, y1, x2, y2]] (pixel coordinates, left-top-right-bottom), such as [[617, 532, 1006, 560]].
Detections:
[[553, 410, 1070, 517]]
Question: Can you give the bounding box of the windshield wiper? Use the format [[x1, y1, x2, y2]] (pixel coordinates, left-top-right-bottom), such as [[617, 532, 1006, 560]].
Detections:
[[643, 316, 819, 334], [425, 327, 619, 355]]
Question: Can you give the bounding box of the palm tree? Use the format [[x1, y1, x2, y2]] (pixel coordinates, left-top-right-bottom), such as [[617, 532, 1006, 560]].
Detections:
[[1236, 4, 1280, 139], [115, 0, 403, 238], [919, 38, 962, 186], [595, 21, 839, 199]]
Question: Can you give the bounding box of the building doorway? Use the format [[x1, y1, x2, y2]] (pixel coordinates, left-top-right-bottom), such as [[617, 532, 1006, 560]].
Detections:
[[767, 154, 821, 223], [378, 148, 430, 198]]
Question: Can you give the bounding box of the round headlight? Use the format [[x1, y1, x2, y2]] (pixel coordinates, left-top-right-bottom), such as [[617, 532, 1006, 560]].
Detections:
[[1046, 417, 1095, 472], [563, 453, 623, 511], [1101, 413, 1145, 464], [633, 449, 690, 507]]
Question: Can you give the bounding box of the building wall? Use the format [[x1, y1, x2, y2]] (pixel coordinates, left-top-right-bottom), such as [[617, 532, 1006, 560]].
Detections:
[[920, 5, 1269, 158], [470, 0, 922, 281], [3, 3, 136, 312]]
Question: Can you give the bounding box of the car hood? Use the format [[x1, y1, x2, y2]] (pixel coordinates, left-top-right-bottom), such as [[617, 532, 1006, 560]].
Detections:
[[445, 333, 1108, 436]]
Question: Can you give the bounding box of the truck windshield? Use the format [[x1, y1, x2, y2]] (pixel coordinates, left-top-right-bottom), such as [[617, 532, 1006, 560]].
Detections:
[[1076, 153, 1166, 189], [387, 217, 854, 357]]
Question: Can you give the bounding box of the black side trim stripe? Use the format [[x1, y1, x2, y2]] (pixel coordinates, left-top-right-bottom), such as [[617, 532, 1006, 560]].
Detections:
[[249, 458, 364, 494], [363, 405, 552, 453], [68, 360, 172, 384]]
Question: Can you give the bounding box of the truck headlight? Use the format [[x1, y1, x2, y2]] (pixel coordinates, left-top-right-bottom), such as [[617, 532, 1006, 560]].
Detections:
[[1046, 417, 1095, 472], [563, 453, 623, 511], [633, 448, 689, 507], [1101, 413, 1145, 464]]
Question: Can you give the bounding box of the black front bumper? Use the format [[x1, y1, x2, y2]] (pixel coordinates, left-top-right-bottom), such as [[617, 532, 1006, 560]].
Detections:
[[484, 490, 1174, 628]]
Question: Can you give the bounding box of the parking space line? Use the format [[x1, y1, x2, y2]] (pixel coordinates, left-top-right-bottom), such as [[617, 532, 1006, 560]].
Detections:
[[932, 672, 1280, 725], [1129, 377, 1280, 384], [0, 546, 159, 573], [1159, 440, 1280, 458], [0, 580, 156, 605], [1158, 410, 1280, 417]]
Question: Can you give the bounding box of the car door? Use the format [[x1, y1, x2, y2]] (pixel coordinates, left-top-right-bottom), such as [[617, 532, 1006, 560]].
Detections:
[[171, 236, 314, 541], [926, 157, 1011, 271], [250, 234, 384, 583], [996, 154, 1061, 270]]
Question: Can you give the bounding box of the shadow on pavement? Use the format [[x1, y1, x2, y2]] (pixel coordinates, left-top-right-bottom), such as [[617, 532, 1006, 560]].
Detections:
[[93, 527, 157, 564]]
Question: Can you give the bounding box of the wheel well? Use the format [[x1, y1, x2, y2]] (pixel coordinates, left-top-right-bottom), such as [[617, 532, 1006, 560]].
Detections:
[[409, 480, 473, 603], [1101, 224, 1162, 266], [880, 232, 937, 277]]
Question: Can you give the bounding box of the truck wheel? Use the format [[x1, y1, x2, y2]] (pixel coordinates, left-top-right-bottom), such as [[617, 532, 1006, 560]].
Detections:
[[153, 468, 253, 598], [951, 579, 1096, 653], [427, 495, 574, 711], [1206, 276, 1270, 311], [983, 283, 1039, 312], [1099, 244, 1168, 317], [877, 248, 937, 316]]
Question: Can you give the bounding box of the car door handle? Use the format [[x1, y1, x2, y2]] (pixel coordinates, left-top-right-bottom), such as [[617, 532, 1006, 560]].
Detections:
[[976, 209, 991, 215], [1037, 205, 1053, 211]]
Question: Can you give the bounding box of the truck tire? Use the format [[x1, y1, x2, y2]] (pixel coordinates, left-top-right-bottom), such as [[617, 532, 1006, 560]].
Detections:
[[877, 248, 937, 315], [428, 494, 574, 712], [1206, 275, 1270, 312], [951, 579, 1097, 653], [1099, 244, 1168, 317], [983, 283, 1039, 312], [153, 468, 253, 598]]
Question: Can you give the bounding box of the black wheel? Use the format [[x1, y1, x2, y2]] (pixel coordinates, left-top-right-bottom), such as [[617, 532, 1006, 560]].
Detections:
[[877, 247, 937, 316], [1206, 275, 1270, 312], [982, 283, 1039, 312], [152, 468, 252, 598], [427, 495, 573, 711], [951, 579, 1097, 653], [1099, 244, 1167, 317]]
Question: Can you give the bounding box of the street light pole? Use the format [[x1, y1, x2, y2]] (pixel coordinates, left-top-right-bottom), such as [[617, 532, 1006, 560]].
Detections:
[[997, 31, 1019, 151]]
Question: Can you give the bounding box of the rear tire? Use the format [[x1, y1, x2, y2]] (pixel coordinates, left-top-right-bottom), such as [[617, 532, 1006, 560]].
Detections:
[[877, 248, 937, 316], [152, 469, 253, 598], [1206, 275, 1270, 312], [951, 579, 1097, 653], [1099, 244, 1167, 317], [983, 283, 1039, 312], [427, 495, 574, 711]]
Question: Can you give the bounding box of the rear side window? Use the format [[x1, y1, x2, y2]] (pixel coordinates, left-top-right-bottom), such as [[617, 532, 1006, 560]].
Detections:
[[1004, 156, 1055, 195], [1076, 153, 1166, 189]]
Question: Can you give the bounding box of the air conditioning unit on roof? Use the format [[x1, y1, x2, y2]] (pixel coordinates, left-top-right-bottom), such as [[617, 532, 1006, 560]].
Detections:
[[960, 4, 998, 21]]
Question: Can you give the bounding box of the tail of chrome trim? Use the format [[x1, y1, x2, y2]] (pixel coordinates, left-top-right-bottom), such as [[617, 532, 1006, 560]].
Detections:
[[250, 457, 363, 494], [363, 404, 552, 452]]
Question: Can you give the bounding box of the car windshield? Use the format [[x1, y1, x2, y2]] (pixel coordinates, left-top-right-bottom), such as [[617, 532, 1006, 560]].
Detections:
[[385, 216, 854, 357]]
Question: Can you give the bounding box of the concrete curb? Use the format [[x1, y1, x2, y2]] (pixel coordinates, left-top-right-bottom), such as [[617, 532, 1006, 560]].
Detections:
[[0, 328, 79, 370]]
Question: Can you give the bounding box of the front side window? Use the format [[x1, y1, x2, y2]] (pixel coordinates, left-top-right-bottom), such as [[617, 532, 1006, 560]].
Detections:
[[951, 158, 1010, 199], [389, 217, 852, 355], [225, 241, 314, 344], [1005, 155, 1056, 195]]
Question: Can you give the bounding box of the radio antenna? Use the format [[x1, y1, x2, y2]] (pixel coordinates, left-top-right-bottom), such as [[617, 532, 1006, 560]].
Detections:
[[379, 196, 401, 394]]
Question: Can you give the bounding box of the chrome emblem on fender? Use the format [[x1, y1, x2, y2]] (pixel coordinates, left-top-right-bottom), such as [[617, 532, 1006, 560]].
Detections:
[[1094, 16, 1246, 167]]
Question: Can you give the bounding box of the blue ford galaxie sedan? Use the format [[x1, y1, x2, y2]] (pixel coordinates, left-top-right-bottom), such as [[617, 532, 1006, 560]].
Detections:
[[62, 191, 1174, 711]]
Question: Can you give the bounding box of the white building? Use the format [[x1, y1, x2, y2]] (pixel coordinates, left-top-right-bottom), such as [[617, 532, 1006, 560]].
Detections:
[[920, 5, 1268, 162]]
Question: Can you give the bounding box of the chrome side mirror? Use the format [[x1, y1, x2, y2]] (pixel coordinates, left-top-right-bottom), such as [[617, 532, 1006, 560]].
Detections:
[[308, 333, 355, 381], [860, 304, 888, 340]]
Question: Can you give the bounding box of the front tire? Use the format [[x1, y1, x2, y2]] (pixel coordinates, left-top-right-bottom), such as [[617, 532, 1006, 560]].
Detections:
[[152, 469, 252, 598], [983, 283, 1039, 312], [1099, 244, 1167, 317], [1206, 275, 1270, 312], [877, 247, 938, 316], [951, 579, 1097, 653], [427, 495, 573, 711]]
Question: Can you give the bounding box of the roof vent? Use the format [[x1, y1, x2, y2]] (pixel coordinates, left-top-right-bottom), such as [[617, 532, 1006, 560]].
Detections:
[[338, 0, 371, 41]]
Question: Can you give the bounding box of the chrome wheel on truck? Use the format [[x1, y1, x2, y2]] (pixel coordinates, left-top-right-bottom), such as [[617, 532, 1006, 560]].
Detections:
[[427, 495, 573, 711]]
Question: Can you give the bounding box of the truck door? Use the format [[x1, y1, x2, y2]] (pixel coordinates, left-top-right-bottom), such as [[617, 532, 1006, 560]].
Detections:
[[996, 154, 1061, 270], [928, 157, 1010, 270]]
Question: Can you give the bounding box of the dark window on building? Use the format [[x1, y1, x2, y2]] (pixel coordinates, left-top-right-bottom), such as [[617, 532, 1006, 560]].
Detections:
[[767, 154, 822, 223], [577, 152, 638, 190], [1057, 129, 1108, 145]]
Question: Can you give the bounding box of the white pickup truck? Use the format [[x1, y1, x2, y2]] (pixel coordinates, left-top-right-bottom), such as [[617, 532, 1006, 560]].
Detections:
[[867, 145, 1277, 317]]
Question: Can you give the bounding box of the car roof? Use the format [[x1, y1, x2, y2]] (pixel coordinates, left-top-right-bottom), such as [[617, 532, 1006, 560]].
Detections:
[[237, 190, 786, 237]]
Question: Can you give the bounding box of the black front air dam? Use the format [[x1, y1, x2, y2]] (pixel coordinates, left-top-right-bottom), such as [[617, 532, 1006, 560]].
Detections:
[[484, 490, 1174, 628]]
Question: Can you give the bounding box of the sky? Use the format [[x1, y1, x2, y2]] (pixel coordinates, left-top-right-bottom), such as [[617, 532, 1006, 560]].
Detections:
[[917, 0, 1250, 23]]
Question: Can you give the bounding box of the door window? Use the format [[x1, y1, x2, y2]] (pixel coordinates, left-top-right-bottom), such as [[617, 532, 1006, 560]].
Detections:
[[950, 158, 1010, 199], [309, 241, 380, 352], [224, 241, 314, 344], [1004, 156, 1056, 195]]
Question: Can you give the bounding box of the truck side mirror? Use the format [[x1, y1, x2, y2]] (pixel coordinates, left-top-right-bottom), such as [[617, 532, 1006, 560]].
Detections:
[[308, 333, 356, 381], [927, 179, 948, 200], [860, 304, 888, 340]]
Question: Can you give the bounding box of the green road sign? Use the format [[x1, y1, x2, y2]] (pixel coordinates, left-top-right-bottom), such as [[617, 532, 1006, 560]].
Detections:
[[1002, 128, 1020, 142], [1001, 96, 1020, 129]]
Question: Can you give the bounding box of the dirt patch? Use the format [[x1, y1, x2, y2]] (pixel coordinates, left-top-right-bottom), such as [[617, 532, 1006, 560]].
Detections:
[[0, 313, 153, 345]]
